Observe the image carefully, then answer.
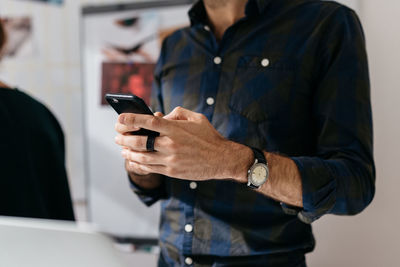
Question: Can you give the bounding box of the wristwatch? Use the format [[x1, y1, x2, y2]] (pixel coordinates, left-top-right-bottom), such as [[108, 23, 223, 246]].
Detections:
[[247, 147, 269, 189]]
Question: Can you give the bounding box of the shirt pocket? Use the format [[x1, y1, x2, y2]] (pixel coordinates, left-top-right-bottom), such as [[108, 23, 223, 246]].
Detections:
[[229, 55, 296, 123]]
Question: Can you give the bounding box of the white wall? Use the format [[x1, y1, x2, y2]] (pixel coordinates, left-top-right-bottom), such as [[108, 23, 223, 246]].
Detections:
[[308, 1, 400, 266]]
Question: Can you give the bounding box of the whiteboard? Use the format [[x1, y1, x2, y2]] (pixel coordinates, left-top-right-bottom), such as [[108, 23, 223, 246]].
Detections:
[[82, 0, 192, 239]]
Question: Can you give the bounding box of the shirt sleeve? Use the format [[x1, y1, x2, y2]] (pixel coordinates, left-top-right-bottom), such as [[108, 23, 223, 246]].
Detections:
[[288, 7, 375, 224], [128, 175, 167, 207]]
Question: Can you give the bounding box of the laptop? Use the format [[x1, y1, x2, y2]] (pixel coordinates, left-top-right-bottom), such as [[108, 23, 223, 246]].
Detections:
[[0, 216, 129, 267]]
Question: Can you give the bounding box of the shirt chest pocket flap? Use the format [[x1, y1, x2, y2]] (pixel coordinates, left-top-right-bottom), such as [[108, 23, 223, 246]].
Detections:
[[229, 55, 296, 123]]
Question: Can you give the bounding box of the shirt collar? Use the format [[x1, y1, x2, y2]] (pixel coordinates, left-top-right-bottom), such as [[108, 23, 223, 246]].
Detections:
[[188, 0, 272, 26]]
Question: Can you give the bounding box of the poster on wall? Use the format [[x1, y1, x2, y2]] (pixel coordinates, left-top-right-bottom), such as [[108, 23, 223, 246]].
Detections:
[[100, 62, 155, 105], [0, 16, 34, 59], [82, 0, 192, 240], [98, 10, 186, 105]]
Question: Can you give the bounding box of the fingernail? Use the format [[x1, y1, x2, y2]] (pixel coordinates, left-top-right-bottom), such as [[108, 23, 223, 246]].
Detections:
[[115, 135, 120, 144], [121, 150, 127, 157], [128, 161, 135, 166], [119, 114, 125, 124]]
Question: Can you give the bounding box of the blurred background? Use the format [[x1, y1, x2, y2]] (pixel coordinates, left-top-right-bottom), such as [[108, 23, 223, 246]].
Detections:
[[0, 0, 399, 266]]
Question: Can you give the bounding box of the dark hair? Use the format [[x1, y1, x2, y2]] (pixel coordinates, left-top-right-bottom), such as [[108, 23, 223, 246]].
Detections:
[[0, 20, 6, 53]]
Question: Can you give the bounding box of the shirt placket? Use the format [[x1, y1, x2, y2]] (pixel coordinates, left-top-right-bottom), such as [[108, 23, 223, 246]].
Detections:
[[181, 22, 242, 263], [181, 24, 221, 261]]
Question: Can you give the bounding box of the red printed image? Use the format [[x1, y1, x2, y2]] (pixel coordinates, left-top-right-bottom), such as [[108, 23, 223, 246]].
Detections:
[[101, 62, 155, 106]]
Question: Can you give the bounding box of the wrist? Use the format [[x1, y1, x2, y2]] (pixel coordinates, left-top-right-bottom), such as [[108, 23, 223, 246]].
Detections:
[[220, 141, 253, 183]]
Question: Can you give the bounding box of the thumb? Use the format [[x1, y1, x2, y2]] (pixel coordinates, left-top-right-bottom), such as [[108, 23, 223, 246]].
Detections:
[[164, 106, 199, 121]]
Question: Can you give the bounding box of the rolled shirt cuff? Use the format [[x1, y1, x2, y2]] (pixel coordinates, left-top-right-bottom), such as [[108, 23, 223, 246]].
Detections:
[[128, 174, 166, 206], [283, 156, 337, 224]]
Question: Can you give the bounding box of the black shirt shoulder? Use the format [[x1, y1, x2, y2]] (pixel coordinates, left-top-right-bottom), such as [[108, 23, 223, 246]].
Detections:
[[0, 88, 74, 220]]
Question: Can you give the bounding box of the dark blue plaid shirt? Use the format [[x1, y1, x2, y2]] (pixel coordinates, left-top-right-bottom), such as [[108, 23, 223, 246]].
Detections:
[[131, 0, 375, 265]]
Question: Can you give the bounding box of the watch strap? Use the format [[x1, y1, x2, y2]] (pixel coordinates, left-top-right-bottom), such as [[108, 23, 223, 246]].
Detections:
[[250, 147, 267, 165], [247, 147, 268, 190], [247, 182, 259, 189]]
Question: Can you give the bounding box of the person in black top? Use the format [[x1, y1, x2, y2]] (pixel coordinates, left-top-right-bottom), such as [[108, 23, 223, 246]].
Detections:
[[0, 20, 74, 220]]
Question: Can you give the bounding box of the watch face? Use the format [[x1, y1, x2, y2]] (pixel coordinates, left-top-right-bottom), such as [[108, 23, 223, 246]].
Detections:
[[250, 164, 268, 186]]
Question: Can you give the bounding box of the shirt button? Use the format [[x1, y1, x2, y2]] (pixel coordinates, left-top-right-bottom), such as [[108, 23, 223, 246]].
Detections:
[[189, 182, 197, 189], [185, 257, 193, 265], [204, 25, 210, 31], [213, 56, 222, 65], [184, 224, 193, 233], [261, 58, 270, 67], [206, 97, 215, 106]]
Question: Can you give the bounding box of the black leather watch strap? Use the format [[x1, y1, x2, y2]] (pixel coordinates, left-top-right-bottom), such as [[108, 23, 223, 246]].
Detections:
[[250, 147, 267, 165], [247, 183, 259, 189], [247, 147, 269, 190]]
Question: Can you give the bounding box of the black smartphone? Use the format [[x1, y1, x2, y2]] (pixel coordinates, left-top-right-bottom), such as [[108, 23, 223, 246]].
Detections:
[[105, 93, 159, 137]]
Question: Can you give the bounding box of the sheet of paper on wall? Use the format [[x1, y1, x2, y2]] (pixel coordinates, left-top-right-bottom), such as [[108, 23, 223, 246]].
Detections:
[[82, 1, 192, 239], [17, 0, 63, 6], [93, 8, 189, 105], [0, 16, 35, 59]]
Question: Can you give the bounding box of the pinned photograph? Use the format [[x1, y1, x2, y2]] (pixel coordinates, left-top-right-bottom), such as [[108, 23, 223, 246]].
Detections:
[[0, 16, 34, 59], [101, 62, 155, 106], [96, 9, 188, 105]]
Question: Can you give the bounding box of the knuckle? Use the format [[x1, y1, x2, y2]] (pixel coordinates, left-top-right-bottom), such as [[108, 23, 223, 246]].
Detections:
[[174, 106, 183, 113], [198, 113, 207, 120], [167, 155, 177, 165], [150, 116, 161, 128], [137, 154, 147, 163], [125, 151, 132, 161], [136, 165, 146, 173], [117, 135, 125, 145], [126, 160, 136, 171], [115, 123, 123, 133], [150, 116, 164, 129], [167, 140, 179, 153], [130, 162, 145, 174], [165, 167, 174, 176], [124, 114, 135, 125], [134, 137, 145, 148]]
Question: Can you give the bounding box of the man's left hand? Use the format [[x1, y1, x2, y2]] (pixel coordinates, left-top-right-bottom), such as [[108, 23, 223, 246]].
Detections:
[[114, 106, 252, 181]]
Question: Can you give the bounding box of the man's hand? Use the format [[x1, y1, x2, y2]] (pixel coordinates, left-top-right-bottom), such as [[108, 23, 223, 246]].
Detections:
[[114, 107, 253, 181], [114, 107, 303, 207], [120, 112, 164, 177]]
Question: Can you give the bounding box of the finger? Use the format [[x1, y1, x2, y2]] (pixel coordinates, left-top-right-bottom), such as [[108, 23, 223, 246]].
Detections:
[[115, 112, 165, 134], [125, 160, 150, 176], [118, 113, 173, 134], [115, 134, 169, 152], [115, 121, 140, 134], [122, 149, 165, 165], [127, 161, 168, 175], [164, 106, 204, 121]]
